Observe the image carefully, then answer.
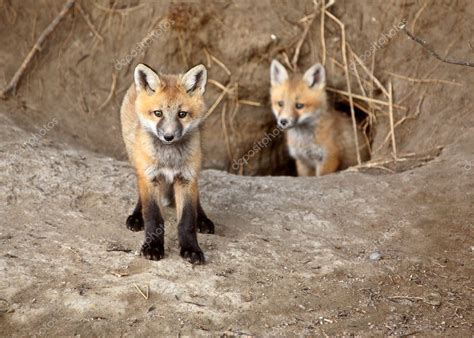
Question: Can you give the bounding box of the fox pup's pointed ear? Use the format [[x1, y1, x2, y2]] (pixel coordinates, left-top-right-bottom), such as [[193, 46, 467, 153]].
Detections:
[[303, 63, 325, 89], [134, 64, 160, 93], [181, 64, 207, 95], [270, 59, 289, 86]]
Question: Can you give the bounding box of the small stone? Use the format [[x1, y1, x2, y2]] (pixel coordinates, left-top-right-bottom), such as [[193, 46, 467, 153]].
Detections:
[[369, 251, 382, 261], [424, 292, 442, 306], [242, 293, 253, 302]]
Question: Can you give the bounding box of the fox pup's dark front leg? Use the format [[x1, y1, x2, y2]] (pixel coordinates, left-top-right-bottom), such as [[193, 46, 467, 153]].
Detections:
[[137, 176, 165, 260], [126, 198, 144, 231], [175, 178, 205, 264], [197, 199, 215, 234]]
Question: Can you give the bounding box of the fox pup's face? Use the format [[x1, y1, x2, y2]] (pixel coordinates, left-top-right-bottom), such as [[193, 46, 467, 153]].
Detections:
[[270, 60, 327, 129], [134, 64, 207, 144]]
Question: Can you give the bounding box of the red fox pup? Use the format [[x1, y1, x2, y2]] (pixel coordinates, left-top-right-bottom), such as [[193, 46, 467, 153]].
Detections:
[[270, 60, 369, 176], [120, 63, 214, 264]]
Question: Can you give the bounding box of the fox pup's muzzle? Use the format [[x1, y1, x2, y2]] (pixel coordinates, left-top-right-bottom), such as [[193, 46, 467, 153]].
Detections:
[[278, 117, 296, 129]]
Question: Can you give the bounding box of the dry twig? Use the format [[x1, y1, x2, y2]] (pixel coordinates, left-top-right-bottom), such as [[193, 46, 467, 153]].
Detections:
[[97, 72, 117, 111], [387, 82, 397, 159], [133, 284, 149, 300], [93, 2, 145, 13], [325, 10, 361, 165], [402, 26, 474, 67], [349, 48, 389, 97], [349, 146, 442, 171], [388, 295, 424, 302], [203, 48, 212, 68], [375, 94, 425, 154], [320, 0, 326, 65], [385, 71, 462, 86], [326, 87, 406, 110], [0, 0, 76, 99], [292, 12, 317, 70], [76, 3, 103, 42], [411, 1, 429, 33], [203, 86, 229, 120], [221, 102, 234, 166], [238, 99, 262, 107], [210, 54, 231, 76], [208, 79, 232, 93]]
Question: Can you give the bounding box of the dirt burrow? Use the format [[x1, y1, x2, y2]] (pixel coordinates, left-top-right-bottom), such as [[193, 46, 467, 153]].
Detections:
[[0, 0, 473, 175]]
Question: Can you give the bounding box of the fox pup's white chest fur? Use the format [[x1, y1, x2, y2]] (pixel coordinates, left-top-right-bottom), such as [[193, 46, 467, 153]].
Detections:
[[287, 126, 325, 167], [143, 135, 199, 183]]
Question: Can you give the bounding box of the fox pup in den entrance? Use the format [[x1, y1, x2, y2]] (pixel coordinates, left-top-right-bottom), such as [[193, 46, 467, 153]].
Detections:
[[120, 63, 214, 264], [270, 60, 369, 176]]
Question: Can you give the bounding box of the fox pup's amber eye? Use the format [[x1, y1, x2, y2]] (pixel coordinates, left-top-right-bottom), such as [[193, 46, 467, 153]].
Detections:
[[277, 101, 284, 107], [295, 103, 304, 109], [178, 111, 188, 119], [153, 110, 163, 118]]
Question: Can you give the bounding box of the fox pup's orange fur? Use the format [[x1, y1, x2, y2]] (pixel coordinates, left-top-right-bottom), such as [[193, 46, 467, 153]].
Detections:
[[120, 63, 214, 264], [270, 60, 369, 176]]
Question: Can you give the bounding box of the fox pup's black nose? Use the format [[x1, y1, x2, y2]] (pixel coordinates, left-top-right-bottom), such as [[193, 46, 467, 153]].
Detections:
[[279, 119, 288, 126], [164, 134, 175, 142]]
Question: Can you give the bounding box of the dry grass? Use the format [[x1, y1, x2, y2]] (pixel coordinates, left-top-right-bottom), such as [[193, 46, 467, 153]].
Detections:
[[325, 10, 361, 165]]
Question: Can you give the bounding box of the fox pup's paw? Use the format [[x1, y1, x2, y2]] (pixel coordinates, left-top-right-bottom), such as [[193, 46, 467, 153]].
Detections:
[[197, 216, 215, 234], [141, 242, 165, 261], [180, 246, 205, 265], [126, 213, 144, 232]]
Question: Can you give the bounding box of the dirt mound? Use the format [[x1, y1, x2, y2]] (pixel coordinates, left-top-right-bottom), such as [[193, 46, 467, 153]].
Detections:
[[1, 0, 472, 174], [0, 112, 473, 335]]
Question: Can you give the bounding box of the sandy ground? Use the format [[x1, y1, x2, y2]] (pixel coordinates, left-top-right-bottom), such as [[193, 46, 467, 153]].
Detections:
[[0, 112, 472, 336]]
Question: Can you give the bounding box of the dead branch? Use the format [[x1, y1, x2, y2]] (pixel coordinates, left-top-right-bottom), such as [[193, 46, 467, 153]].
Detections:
[[385, 71, 462, 86], [210, 54, 231, 76], [326, 87, 407, 110], [203, 86, 229, 120], [348, 151, 439, 172], [221, 102, 234, 167], [349, 47, 390, 98], [238, 99, 262, 107], [411, 1, 428, 34], [133, 284, 149, 300], [292, 13, 317, 70], [325, 10, 361, 165], [375, 94, 425, 154], [320, 0, 326, 65], [0, 0, 76, 100], [388, 82, 397, 158], [402, 26, 474, 67], [97, 72, 117, 112], [76, 3, 104, 42]]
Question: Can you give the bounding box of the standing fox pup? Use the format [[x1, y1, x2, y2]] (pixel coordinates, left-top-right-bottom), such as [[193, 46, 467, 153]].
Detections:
[[270, 60, 369, 176], [120, 63, 214, 264]]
